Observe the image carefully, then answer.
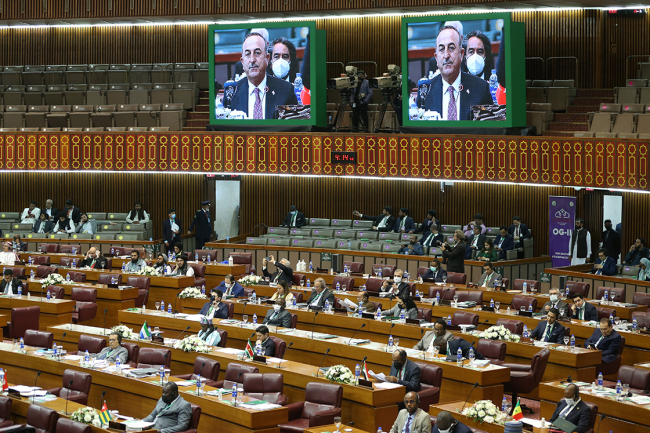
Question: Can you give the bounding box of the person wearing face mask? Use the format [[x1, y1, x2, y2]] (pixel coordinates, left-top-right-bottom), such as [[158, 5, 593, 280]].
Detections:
[[152, 253, 172, 275], [389, 391, 431, 433], [382, 295, 418, 320], [600, 219, 621, 262], [350, 70, 373, 133], [461, 30, 494, 82], [197, 315, 221, 346], [216, 274, 245, 298], [263, 298, 292, 328], [542, 287, 568, 313], [584, 318, 622, 363], [281, 205, 306, 228], [269, 37, 299, 84], [432, 411, 472, 433], [420, 259, 447, 282], [385, 349, 421, 392], [399, 234, 424, 255], [162, 209, 181, 253], [476, 262, 501, 289], [530, 308, 565, 343], [413, 318, 454, 351], [142, 382, 192, 433], [548, 384, 591, 433], [380, 269, 411, 298], [199, 290, 229, 319], [124, 250, 146, 273], [80, 247, 108, 269], [270, 280, 294, 303]]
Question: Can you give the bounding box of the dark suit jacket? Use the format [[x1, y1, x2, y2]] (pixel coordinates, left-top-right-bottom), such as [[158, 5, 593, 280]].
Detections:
[[433, 421, 472, 433], [420, 268, 447, 282], [494, 234, 515, 260], [262, 262, 293, 285], [350, 78, 373, 105], [584, 329, 622, 363], [1, 278, 23, 295], [530, 320, 565, 344], [381, 281, 411, 299], [360, 213, 396, 232], [423, 72, 494, 120], [80, 256, 109, 269], [282, 211, 306, 228], [591, 256, 616, 276], [508, 223, 531, 240], [188, 209, 212, 239], [388, 358, 421, 392], [216, 281, 245, 298], [571, 302, 599, 322], [263, 308, 293, 328], [43, 207, 59, 221], [32, 220, 54, 233], [467, 233, 487, 250], [229, 75, 298, 119], [601, 228, 621, 260], [625, 246, 650, 266], [419, 232, 444, 248], [398, 243, 423, 255], [163, 219, 182, 246], [199, 301, 229, 319], [447, 338, 485, 360], [260, 336, 275, 357], [442, 241, 466, 273], [549, 399, 592, 433], [393, 216, 415, 233], [306, 288, 335, 309], [65, 207, 81, 224], [413, 217, 439, 234]]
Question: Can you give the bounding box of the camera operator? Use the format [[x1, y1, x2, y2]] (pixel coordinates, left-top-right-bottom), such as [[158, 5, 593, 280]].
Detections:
[[350, 70, 373, 132]]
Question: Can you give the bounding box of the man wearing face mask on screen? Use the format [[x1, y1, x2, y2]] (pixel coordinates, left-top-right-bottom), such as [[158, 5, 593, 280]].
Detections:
[[269, 37, 299, 85], [461, 30, 495, 82]]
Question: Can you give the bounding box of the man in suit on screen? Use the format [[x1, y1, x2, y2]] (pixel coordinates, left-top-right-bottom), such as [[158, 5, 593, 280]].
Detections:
[[423, 26, 493, 120], [228, 32, 298, 119]]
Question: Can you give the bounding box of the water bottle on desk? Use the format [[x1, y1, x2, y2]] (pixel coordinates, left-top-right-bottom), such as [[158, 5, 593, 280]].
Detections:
[[633, 317, 638, 333], [66, 273, 71, 282], [84, 350, 90, 364], [598, 372, 603, 390], [20, 337, 25, 351], [53, 343, 58, 357], [447, 315, 452, 326], [292, 298, 297, 309], [415, 289, 420, 300], [523, 325, 528, 339], [609, 313, 613, 323], [604, 290, 609, 304], [570, 334, 576, 349], [72, 259, 77, 267], [253, 313, 257, 325], [17, 286, 22, 296], [159, 365, 165, 384], [468, 347, 475, 365], [72, 247, 77, 254], [201, 285, 205, 295], [309, 261, 313, 272], [565, 287, 570, 299], [489, 69, 498, 103], [167, 304, 172, 314], [29, 256, 33, 265], [227, 236, 230, 243], [388, 335, 394, 351], [306, 279, 311, 288], [255, 340, 262, 356], [324, 300, 330, 313], [376, 307, 382, 321], [232, 383, 238, 406], [195, 253, 199, 262], [501, 396, 508, 413], [121, 263, 126, 272], [294, 73, 303, 104], [490, 299, 494, 308], [616, 380, 622, 400], [111, 247, 115, 255], [377, 428, 383, 433], [355, 364, 361, 384], [456, 347, 462, 366], [0, 370, 4, 389], [30, 269, 35, 280], [436, 292, 440, 305], [522, 281, 528, 294], [196, 374, 202, 395], [378, 268, 383, 278], [46, 290, 51, 300], [348, 240, 351, 251], [336, 282, 340, 291], [400, 309, 406, 323], [528, 304, 533, 312], [207, 255, 211, 264], [251, 291, 257, 303], [161, 301, 165, 312], [115, 357, 121, 374]]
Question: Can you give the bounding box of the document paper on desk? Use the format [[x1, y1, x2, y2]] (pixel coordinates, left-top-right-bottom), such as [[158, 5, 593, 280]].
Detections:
[[342, 298, 358, 309], [628, 395, 650, 405], [374, 382, 403, 389], [368, 370, 387, 382], [123, 420, 155, 431], [521, 418, 551, 428]]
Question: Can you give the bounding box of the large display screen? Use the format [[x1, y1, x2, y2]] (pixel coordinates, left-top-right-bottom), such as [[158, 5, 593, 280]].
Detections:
[[402, 13, 525, 127], [209, 21, 325, 126]]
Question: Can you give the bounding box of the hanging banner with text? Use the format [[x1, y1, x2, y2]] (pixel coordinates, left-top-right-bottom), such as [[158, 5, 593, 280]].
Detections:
[[549, 196, 577, 267]]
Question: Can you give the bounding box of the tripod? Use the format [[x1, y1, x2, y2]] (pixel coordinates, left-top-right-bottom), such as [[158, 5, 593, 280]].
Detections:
[[373, 87, 401, 133], [332, 89, 354, 132]]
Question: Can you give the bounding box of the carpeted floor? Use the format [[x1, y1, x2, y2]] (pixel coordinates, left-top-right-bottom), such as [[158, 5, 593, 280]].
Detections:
[[502, 395, 541, 419]]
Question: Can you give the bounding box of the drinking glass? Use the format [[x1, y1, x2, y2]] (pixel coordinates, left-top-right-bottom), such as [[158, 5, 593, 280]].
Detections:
[[442, 276, 448, 285], [432, 346, 439, 358], [564, 336, 570, 346], [342, 284, 347, 292], [202, 255, 206, 262], [334, 416, 342, 432], [265, 277, 270, 282], [243, 315, 248, 326], [300, 280, 305, 287], [154, 327, 160, 334], [394, 338, 400, 348], [615, 317, 621, 327], [155, 302, 161, 311], [453, 294, 459, 307], [623, 383, 630, 396], [495, 301, 501, 312], [101, 262, 105, 271], [520, 306, 525, 312], [374, 268, 378, 277]]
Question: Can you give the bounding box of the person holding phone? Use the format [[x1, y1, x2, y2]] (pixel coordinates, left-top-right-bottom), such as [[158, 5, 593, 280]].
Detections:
[[80, 247, 109, 269], [262, 255, 293, 285]]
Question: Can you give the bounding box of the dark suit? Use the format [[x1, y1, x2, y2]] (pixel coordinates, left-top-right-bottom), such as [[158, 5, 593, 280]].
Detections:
[[43, 207, 59, 221], [530, 320, 566, 344], [493, 234, 515, 260], [188, 209, 212, 250], [584, 329, 622, 363], [572, 302, 598, 322], [306, 288, 335, 309], [198, 301, 229, 319], [216, 281, 245, 298], [360, 213, 396, 232], [442, 241, 466, 273], [625, 246, 650, 266], [466, 233, 487, 258], [65, 207, 81, 224], [1, 278, 23, 295], [419, 232, 444, 249], [432, 421, 472, 433], [398, 243, 423, 255], [229, 75, 298, 119], [388, 358, 421, 392], [423, 73, 494, 121], [447, 338, 484, 360], [350, 78, 373, 131], [393, 216, 415, 233], [282, 211, 306, 228], [413, 217, 439, 234], [259, 336, 275, 357], [591, 256, 616, 276], [381, 281, 411, 299], [262, 262, 293, 285], [263, 308, 293, 328], [420, 268, 447, 282], [508, 223, 531, 243], [32, 220, 54, 233], [549, 399, 592, 433], [601, 228, 621, 261], [162, 219, 181, 252], [79, 256, 109, 269]]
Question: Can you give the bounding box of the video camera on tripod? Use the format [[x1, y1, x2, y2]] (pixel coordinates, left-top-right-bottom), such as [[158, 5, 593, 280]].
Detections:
[[369, 64, 403, 133], [369, 64, 401, 90], [327, 65, 359, 90]]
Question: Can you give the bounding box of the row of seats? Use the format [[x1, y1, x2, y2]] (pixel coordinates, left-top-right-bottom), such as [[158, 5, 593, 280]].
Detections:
[[0, 82, 198, 110], [574, 131, 650, 139], [586, 104, 650, 136], [526, 102, 554, 135], [525, 79, 577, 111], [637, 62, 650, 80], [0, 63, 210, 89], [614, 86, 650, 104], [0, 104, 187, 131], [625, 79, 650, 87], [0, 127, 172, 132]]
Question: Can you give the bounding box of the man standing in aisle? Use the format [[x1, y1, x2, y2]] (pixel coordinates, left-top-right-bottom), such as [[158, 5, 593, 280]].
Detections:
[[188, 201, 214, 250], [569, 218, 591, 265]]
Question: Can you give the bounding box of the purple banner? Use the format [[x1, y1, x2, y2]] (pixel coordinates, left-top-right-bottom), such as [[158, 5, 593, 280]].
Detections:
[[549, 196, 577, 267]]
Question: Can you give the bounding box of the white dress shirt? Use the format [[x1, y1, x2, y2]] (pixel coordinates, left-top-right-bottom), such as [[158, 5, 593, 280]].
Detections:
[[247, 76, 268, 119], [442, 73, 461, 120], [53, 220, 76, 234], [21, 207, 41, 225], [0, 251, 16, 265]]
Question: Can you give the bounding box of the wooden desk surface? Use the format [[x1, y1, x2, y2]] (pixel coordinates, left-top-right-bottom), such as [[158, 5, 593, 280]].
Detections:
[[430, 401, 505, 433], [305, 425, 372, 433], [0, 343, 287, 433], [0, 294, 74, 314], [0, 314, 7, 327]]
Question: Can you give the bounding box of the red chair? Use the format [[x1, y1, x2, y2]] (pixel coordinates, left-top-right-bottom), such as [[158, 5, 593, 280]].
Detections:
[[36, 266, 57, 278], [512, 295, 538, 311], [214, 363, 260, 389], [446, 272, 467, 285], [496, 319, 524, 335], [23, 330, 54, 349], [59, 257, 78, 268], [26, 404, 58, 433], [451, 311, 479, 326], [66, 271, 86, 283], [595, 287, 626, 303], [499, 278, 510, 291], [417, 267, 428, 278], [243, 373, 289, 405], [172, 356, 220, 388], [343, 261, 364, 273], [38, 243, 58, 253], [633, 292, 650, 312], [127, 276, 151, 308], [583, 402, 599, 433], [290, 313, 298, 329], [46, 369, 92, 405], [195, 250, 218, 262], [333, 276, 354, 291], [364, 278, 384, 296], [477, 339, 506, 364], [293, 274, 306, 286], [566, 281, 590, 299], [216, 329, 228, 348], [417, 307, 432, 322], [55, 418, 91, 433], [371, 264, 396, 278], [98, 273, 122, 285], [71, 287, 98, 324], [3, 306, 40, 339], [428, 286, 456, 300], [513, 279, 540, 293], [48, 285, 65, 299], [191, 263, 207, 287], [617, 366, 650, 393], [33, 256, 52, 265], [137, 348, 172, 368], [632, 312, 650, 328], [60, 245, 81, 254], [278, 382, 343, 433], [414, 363, 442, 411], [596, 337, 625, 377], [177, 404, 201, 433], [291, 292, 304, 303], [270, 336, 287, 358], [110, 247, 128, 256], [503, 349, 550, 412], [0, 396, 13, 428], [596, 306, 616, 321], [8, 267, 25, 278], [229, 252, 256, 275], [70, 335, 107, 355], [121, 342, 140, 367], [455, 290, 483, 305]]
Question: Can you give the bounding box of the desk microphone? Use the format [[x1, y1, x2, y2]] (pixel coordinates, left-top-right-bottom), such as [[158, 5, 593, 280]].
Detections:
[[460, 382, 479, 412], [174, 326, 191, 342], [348, 323, 366, 345], [58, 332, 67, 356], [278, 342, 293, 369], [241, 301, 248, 326], [315, 348, 330, 377], [198, 361, 206, 381], [32, 371, 42, 405], [64, 379, 74, 415], [103, 309, 108, 335], [477, 319, 490, 330], [345, 421, 355, 428], [173, 292, 180, 315], [311, 311, 319, 339], [100, 390, 106, 409], [596, 414, 607, 433]]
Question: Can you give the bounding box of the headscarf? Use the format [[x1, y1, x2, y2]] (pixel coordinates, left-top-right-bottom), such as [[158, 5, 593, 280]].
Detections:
[[198, 315, 216, 340], [639, 258, 650, 281]]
